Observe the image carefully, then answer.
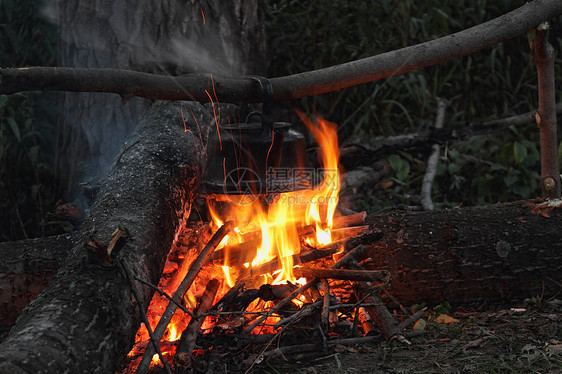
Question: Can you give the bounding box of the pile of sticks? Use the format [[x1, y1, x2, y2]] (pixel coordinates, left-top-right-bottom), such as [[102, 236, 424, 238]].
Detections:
[[121, 212, 425, 374]]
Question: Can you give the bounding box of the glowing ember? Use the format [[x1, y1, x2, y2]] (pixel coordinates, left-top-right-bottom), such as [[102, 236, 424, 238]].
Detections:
[[126, 111, 342, 370]]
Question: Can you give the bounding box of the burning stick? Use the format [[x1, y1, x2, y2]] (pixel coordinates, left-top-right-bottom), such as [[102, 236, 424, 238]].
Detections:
[[210, 212, 368, 266], [244, 245, 368, 333], [136, 221, 233, 374], [259, 283, 297, 301], [174, 279, 220, 372], [293, 267, 390, 282], [238, 230, 383, 281], [321, 279, 330, 328], [353, 282, 401, 341], [121, 262, 173, 374], [297, 212, 367, 237]]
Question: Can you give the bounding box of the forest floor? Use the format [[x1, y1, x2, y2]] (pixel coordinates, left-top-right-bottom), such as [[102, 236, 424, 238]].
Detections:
[[258, 302, 562, 374]]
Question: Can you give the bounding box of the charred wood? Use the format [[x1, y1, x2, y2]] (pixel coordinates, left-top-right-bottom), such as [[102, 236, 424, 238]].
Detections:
[[174, 279, 220, 373], [293, 267, 390, 282], [136, 221, 233, 374]]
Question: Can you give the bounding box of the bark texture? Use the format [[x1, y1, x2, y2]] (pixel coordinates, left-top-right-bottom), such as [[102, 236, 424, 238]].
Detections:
[[530, 25, 561, 198], [0, 100, 209, 374], [0, 234, 73, 331], [364, 199, 562, 306], [54, 0, 265, 199]]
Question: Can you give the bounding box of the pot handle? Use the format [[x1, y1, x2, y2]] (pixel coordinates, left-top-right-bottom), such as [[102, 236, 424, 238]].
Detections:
[[248, 76, 274, 135]]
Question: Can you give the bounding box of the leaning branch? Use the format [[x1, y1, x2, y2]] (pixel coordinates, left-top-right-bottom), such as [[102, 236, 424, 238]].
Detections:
[[0, 0, 560, 103]]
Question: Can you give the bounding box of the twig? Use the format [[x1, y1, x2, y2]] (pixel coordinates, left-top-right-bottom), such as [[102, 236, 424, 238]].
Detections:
[[273, 300, 323, 329], [120, 262, 172, 374], [321, 279, 330, 328], [244, 245, 368, 333], [397, 307, 427, 331], [293, 267, 390, 282], [136, 221, 233, 374], [174, 279, 220, 372], [134, 276, 196, 318], [421, 97, 447, 211]]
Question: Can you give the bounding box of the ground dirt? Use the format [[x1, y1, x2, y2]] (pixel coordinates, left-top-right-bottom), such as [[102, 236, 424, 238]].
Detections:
[[254, 302, 562, 374]]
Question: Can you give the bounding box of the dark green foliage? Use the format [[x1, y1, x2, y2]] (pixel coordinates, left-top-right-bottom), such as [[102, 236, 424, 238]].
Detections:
[[266, 0, 562, 211], [0, 0, 58, 240]]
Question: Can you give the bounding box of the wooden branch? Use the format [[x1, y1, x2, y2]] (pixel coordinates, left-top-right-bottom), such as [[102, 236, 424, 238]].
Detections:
[[293, 267, 390, 282], [530, 23, 561, 197], [1, 1, 560, 102], [136, 221, 233, 374], [212, 212, 367, 267], [244, 245, 368, 333], [174, 279, 220, 373], [353, 282, 401, 341], [121, 262, 172, 374], [481, 102, 562, 127], [273, 300, 323, 329], [421, 97, 447, 211], [321, 279, 330, 328], [358, 307, 377, 336], [397, 307, 427, 331]]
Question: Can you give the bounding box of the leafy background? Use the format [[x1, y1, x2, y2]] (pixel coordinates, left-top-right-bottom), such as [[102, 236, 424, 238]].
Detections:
[[1, 0, 561, 240], [265, 0, 562, 213]]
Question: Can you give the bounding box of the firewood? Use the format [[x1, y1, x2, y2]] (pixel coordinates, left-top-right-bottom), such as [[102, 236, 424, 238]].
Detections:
[[297, 211, 367, 237], [358, 307, 377, 336], [273, 300, 323, 329], [293, 267, 390, 282], [259, 283, 297, 301], [174, 279, 220, 373], [121, 262, 172, 374], [136, 221, 233, 374], [210, 212, 367, 266], [353, 281, 402, 341], [321, 279, 330, 328], [397, 307, 427, 331], [244, 245, 368, 333]]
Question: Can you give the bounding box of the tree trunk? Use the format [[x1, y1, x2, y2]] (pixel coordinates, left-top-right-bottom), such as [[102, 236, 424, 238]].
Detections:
[[0, 234, 74, 332], [364, 199, 562, 306], [0, 100, 209, 374], [55, 0, 265, 199]]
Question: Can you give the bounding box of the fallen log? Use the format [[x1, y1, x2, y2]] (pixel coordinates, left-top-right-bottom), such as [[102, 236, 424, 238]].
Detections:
[[364, 198, 562, 305], [0, 100, 210, 374], [0, 233, 74, 332], [2, 199, 561, 338]]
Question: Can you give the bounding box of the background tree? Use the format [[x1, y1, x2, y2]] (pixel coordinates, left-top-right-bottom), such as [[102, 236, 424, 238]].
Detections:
[[55, 0, 266, 199]]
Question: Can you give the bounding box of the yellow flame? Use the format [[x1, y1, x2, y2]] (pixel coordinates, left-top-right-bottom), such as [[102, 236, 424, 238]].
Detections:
[[221, 265, 235, 288], [208, 110, 341, 287]]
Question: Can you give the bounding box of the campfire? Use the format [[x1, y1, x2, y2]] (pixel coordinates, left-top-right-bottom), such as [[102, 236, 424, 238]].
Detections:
[[118, 109, 420, 374]]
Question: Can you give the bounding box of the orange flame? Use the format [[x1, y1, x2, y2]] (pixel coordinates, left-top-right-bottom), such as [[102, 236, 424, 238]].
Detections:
[[209, 110, 341, 286]]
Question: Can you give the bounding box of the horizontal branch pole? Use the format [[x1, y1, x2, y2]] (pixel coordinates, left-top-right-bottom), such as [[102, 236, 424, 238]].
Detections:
[[0, 0, 560, 103]]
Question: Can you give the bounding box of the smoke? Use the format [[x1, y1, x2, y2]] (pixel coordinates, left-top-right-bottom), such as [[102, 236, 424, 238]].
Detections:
[[39, 1, 259, 202]]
